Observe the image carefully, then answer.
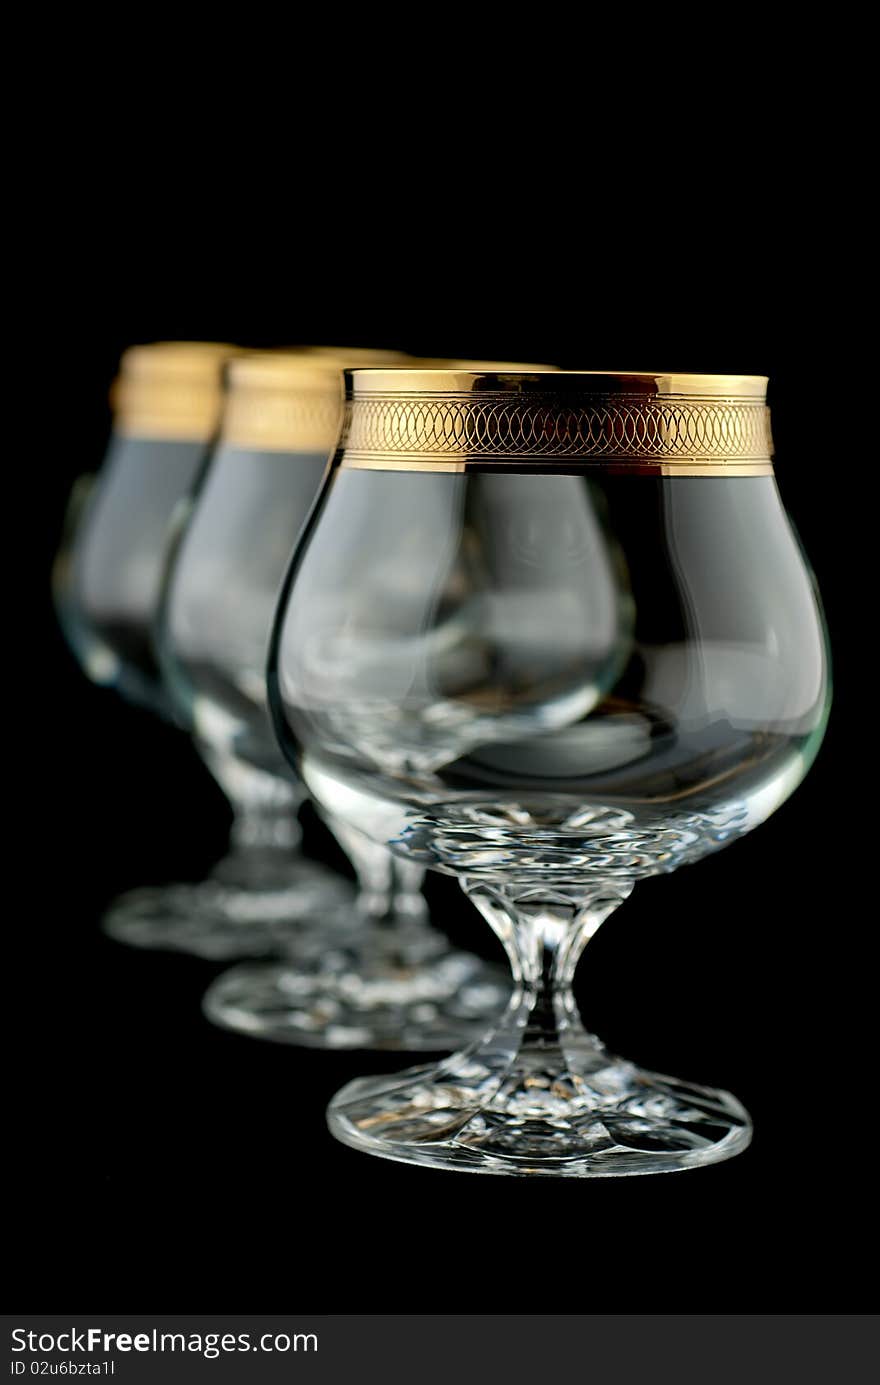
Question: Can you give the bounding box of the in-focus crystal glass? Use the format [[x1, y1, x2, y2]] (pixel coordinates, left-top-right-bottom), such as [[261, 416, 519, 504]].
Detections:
[[54, 341, 349, 957], [269, 368, 830, 1176], [156, 349, 511, 1044]]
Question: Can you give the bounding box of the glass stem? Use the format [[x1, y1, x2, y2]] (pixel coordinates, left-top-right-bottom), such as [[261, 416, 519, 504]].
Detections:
[[323, 815, 447, 965], [196, 739, 303, 855], [228, 798, 302, 853], [461, 876, 634, 1061]]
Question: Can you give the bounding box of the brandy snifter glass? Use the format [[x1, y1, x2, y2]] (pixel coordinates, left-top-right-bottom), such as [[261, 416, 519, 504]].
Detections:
[[155, 348, 511, 1041], [269, 368, 830, 1177], [54, 341, 288, 948], [55, 340, 349, 958]]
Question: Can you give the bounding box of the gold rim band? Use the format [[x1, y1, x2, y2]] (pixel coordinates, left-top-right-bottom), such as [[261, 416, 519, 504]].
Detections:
[[221, 369, 347, 453], [218, 354, 555, 454], [219, 350, 414, 453], [338, 371, 773, 475], [113, 342, 236, 442]]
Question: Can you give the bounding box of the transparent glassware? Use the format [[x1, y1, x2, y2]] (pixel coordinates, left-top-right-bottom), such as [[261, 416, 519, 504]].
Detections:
[[55, 343, 232, 717], [54, 340, 348, 959], [150, 348, 511, 1042], [269, 368, 831, 1176]]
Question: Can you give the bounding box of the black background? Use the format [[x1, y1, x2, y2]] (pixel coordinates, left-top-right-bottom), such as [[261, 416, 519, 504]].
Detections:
[[15, 93, 870, 1314]]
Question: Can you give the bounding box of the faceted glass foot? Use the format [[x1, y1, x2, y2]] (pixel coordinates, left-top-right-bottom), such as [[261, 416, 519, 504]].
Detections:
[[327, 1044, 752, 1176], [202, 949, 511, 1050], [102, 860, 353, 960]]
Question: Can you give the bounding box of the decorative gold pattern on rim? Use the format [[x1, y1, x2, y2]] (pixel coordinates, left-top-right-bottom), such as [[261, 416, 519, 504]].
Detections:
[[112, 342, 237, 442], [222, 373, 347, 454], [220, 350, 414, 453], [219, 354, 555, 455], [339, 371, 773, 475]]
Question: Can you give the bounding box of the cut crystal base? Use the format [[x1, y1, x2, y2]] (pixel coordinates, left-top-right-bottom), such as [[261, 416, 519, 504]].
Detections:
[[202, 947, 511, 1051], [327, 1036, 751, 1176], [102, 857, 353, 960]]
